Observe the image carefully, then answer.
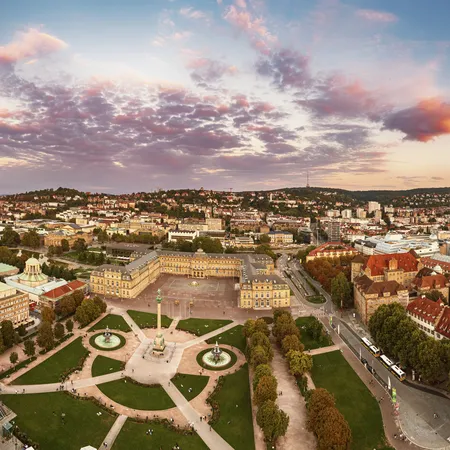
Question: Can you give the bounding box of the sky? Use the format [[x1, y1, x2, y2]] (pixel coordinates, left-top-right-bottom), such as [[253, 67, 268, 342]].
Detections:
[[1, 0, 450, 194]]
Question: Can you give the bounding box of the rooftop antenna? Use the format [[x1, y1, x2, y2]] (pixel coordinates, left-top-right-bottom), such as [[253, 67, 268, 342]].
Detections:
[[306, 171, 310, 188]]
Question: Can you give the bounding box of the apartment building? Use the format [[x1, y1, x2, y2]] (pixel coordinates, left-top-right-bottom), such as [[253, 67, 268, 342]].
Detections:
[[0, 282, 29, 327]]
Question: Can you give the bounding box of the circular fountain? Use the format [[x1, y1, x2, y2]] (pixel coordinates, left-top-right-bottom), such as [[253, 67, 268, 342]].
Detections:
[[201, 342, 231, 368], [92, 327, 122, 350]]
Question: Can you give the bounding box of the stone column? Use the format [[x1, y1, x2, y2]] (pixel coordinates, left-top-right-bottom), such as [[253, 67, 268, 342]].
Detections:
[[153, 288, 165, 353]]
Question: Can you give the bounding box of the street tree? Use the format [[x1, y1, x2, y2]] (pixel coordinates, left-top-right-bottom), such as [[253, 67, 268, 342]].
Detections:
[[243, 319, 256, 338], [9, 352, 18, 365], [250, 332, 273, 361], [37, 322, 55, 350], [41, 306, 55, 324], [253, 364, 272, 390], [256, 400, 289, 443], [23, 339, 36, 357], [54, 322, 65, 340], [250, 345, 269, 368], [253, 318, 270, 336], [281, 334, 304, 356], [331, 272, 352, 309], [72, 290, 85, 307], [17, 324, 27, 337], [66, 319, 74, 333], [75, 299, 102, 327], [306, 388, 336, 431], [287, 350, 313, 377], [1, 320, 16, 349], [417, 338, 447, 384], [254, 375, 278, 407], [59, 296, 77, 317], [305, 319, 324, 341], [273, 313, 300, 344], [93, 296, 107, 313]]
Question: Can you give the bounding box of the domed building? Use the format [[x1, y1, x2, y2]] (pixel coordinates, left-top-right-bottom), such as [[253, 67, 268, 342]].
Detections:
[[15, 258, 49, 288]]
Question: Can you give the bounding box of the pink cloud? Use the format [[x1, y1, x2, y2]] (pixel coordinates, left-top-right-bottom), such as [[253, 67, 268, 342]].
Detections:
[[179, 7, 207, 20], [356, 9, 398, 23], [235, 0, 247, 8], [0, 28, 67, 65]]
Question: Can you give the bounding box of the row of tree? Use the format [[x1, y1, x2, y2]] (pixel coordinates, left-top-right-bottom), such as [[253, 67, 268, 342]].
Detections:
[[243, 318, 289, 445], [369, 303, 450, 385], [163, 236, 224, 254]]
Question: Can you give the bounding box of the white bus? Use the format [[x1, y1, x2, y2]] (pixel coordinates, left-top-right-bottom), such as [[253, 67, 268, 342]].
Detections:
[[369, 345, 381, 357], [391, 365, 406, 381], [380, 354, 394, 368], [361, 337, 372, 348]]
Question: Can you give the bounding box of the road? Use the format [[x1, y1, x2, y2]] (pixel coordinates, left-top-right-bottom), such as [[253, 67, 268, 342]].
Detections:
[[283, 256, 450, 449]]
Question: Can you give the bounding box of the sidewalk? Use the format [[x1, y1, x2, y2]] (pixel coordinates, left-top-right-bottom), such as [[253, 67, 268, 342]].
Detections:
[[101, 414, 128, 448]]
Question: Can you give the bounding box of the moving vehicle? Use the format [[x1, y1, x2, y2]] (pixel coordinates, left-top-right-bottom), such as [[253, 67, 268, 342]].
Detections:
[[369, 345, 381, 357], [380, 354, 394, 369], [361, 337, 372, 348], [391, 364, 406, 381]]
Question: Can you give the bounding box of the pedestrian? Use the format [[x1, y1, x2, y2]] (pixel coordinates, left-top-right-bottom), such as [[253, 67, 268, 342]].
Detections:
[[200, 416, 202, 422]]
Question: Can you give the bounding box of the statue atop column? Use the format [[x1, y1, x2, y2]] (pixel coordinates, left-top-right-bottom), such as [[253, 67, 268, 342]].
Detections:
[[153, 288, 166, 354]]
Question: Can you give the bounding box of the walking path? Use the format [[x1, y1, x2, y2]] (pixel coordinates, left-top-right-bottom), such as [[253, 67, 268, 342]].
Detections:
[[307, 344, 338, 356], [182, 322, 238, 349], [101, 414, 127, 448], [119, 310, 147, 343], [270, 340, 316, 450], [165, 382, 233, 450]]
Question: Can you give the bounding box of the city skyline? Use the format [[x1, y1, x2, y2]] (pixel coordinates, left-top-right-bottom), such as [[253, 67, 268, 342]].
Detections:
[[1, 0, 450, 193]]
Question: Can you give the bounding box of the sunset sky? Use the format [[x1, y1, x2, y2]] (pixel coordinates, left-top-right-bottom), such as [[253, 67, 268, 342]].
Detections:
[[1, 0, 450, 193]]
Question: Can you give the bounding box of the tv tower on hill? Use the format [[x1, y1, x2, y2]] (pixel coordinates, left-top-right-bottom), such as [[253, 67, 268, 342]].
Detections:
[[306, 171, 310, 188]]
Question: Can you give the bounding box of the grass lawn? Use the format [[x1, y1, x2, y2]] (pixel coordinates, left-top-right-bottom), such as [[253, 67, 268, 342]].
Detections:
[[88, 314, 131, 332], [113, 419, 208, 450], [206, 325, 246, 353], [211, 364, 255, 450], [91, 355, 124, 377], [171, 373, 209, 401], [127, 309, 172, 329], [97, 379, 175, 410], [311, 350, 386, 450], [13, 337, 88, 385], [306, 295, 326, 304], [0, 392, 116, 450], [176, 318, 232, 336], [295, 316, 333, 350]]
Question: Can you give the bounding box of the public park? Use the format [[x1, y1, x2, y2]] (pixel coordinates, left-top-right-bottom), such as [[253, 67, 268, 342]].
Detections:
[[0, 279, 395, 450]]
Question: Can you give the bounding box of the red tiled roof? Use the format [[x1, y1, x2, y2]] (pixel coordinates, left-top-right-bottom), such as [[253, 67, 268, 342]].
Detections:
[[436, 307, 450, 339], [363, 252, 418, 277], [354, 275, 405, 297], [412, 274, 448, 290], [42, 280, 86, 300], [421, 257, 450, 272], [406, 296, 444, 324], [308, 242, 358, 256]]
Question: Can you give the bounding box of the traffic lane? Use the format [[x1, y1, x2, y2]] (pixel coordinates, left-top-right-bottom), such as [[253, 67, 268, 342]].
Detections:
[[337, 321, 450, 442]]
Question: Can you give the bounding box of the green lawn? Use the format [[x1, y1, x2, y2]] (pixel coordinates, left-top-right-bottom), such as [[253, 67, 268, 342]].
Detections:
[[91, 355, 124, 377], [88, 314, 131, 332], [13, 337, 88, 385], [113, 419, 208, 450], [127, 309, 173, 329], [211, 364, 255, 450], [206, 325, 246, 353], [171, 373, 209, 401], [177, 318, 232, 336], [0, 392, 116, 450], [311, 351, 386, 450], [97, 379, 175, 410], [295, 316, 333, 350]]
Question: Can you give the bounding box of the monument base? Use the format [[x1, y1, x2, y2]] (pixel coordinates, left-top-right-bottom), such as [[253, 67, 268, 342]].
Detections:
[[153, 335, 165, 355]]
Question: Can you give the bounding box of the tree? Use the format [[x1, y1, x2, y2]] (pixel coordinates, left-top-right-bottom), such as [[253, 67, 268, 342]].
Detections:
[[75, 299, 102, 327], [1, 320, 16, 349], [61, 239, 70, 252], [256, 400, 289, 443], [66, 319, 74, 333], [23, 339, 36, 357], [243, 319, 256, 338], [93, 295, 107, 313], [259, 234, 271, 244], [314, 407, 352, 450], [21, 230, 41, 248], [250, 332, 273, 361], [306, 388, 336, 431], [253, 364, 272, 390], [17, 324, 27, 337], [59, 296, 77, 317], [250, 345, 269, 368], [272, 313, 300, 344], [306, 318, 324, 341], [54, 322, 65, 340], [72, 238, 87, 253], [37, 322, 55, 350], [0, 227, 20, 247], [281, 334, 304, 356], [9, 352, 18, 365], [287, 350, 313, 377], [273, 308, 290, 323], [331, 272, 352, 309], [192, 236, 223, 254], [72, 290, 85, 307], [47, 245, 55, 257], [253, 318, 270, 336], [41, 306, 55, 324], [417, 338, 447, 384], [254, 375, 278, 407]]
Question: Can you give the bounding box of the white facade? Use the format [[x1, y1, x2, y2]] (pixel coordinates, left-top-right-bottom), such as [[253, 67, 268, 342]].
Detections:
[[368, 201, 381, 213], [168, 230, 199, 242], [361, 233, 439, 256], [341, 209, 352, 219]]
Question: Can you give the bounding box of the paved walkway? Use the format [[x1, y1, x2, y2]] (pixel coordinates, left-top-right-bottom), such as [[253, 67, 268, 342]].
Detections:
[[182, 322, 238, 349], [101, 414, 127, 448], [271, 340, 316, 450], [119, 310, 147, 343], [165, 382, 233, 450], [307, 344, 339, 356]]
